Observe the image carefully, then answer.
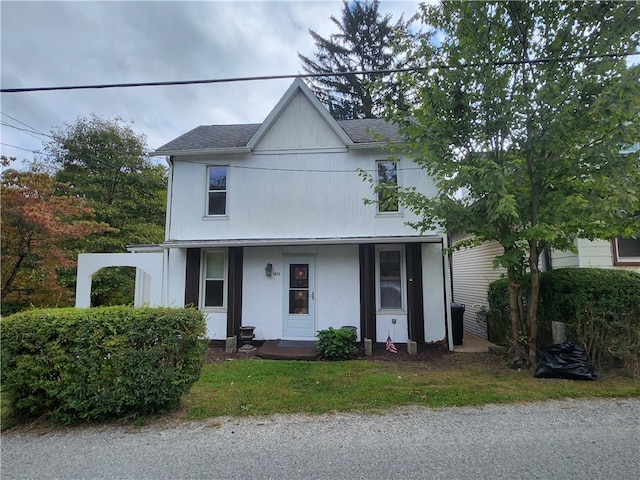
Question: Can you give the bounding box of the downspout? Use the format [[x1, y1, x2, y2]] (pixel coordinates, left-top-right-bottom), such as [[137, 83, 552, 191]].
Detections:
[[162, 156, 175, 306], [442, 236, 454, 352], [165, 156, 174, 243], [162, 249, 169, 306]]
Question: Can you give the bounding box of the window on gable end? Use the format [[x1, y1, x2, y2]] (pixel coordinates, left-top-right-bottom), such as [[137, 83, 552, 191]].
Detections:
[[207, 166, 227, 216], [376, 160, 399, 213]]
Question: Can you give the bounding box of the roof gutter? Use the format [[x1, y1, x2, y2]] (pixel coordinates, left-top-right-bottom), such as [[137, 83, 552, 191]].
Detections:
[[150, 147, 252, 157], [159, 235, 444, 249]]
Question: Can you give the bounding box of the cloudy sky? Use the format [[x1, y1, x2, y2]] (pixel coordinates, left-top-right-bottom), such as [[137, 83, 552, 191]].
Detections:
[[1, 0, 422, 167]]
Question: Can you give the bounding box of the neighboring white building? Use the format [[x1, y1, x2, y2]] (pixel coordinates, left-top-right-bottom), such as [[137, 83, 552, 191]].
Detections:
[[451, 236, 640, 339], [76, 79, 453, 348]]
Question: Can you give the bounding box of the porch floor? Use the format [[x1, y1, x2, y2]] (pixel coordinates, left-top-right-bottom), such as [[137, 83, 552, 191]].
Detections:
[[453, 331, 497, 353], [253, 332, 497, 359], [256, 340, 321, 361]]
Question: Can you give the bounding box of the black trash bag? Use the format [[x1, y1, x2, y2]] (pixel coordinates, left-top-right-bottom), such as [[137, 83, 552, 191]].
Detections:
[[534, 341, 597, 381]]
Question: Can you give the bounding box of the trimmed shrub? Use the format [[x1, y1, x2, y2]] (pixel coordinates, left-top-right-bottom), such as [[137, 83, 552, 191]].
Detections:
[[488, 269, 640, 374], [1, 306, 207, 423], [539, 268, 640, 373], [317, 327, 357, 360]]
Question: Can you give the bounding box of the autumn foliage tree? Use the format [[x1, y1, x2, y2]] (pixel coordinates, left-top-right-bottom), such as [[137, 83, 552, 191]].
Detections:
[[1, 158, 111, 314]]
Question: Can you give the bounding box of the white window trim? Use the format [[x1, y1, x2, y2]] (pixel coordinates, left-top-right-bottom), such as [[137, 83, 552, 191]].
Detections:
[[375, 245, 407, 313], [375, 159, 403, 216], [200, 249, 228, 311], [205, 165, 229, 218]]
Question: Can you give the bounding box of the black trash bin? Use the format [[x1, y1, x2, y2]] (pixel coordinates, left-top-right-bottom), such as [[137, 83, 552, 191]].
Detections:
[[451, 303, 465, 345]]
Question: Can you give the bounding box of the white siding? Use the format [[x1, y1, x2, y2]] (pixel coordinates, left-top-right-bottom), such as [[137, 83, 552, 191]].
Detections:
[[242, 245, 360, 341], [165, 248, 186, 307], [552, 239, 639, 273], [550, 241, 580, 269], [168, 151, 437, 241], [160, 80, 450, 342], [167, 89, 439, 242], [253, 90, 345, 151], [451, 238, 506, 339], [422, 243, 447, 343], [577, 238, 615, 268]]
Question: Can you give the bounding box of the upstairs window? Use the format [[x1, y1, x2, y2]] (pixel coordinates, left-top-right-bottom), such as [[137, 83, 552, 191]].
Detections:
[[207, 166, 227, 216], [613, 237, 640, 265], [377, 160, 399, 213]]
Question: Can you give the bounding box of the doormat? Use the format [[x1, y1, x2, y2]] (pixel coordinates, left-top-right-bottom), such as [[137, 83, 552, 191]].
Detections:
[[278, 340, 317, 348]]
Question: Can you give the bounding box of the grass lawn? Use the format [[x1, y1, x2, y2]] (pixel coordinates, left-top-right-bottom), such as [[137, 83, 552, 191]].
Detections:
[[3, 351, 638, 429], [180, 351, 640, 420]]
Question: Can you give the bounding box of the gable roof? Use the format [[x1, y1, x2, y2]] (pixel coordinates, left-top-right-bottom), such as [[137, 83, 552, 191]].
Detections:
[[153, 79, 402, 155]]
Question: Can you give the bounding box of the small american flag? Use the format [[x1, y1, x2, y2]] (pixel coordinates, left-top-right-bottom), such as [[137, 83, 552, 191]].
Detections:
[[386, 334, 398, 354]]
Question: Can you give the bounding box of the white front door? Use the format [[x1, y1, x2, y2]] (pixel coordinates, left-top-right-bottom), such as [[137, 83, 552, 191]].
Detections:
[[283, 256, 316, 338]]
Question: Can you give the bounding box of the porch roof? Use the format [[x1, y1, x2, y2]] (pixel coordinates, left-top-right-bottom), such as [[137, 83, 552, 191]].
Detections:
[[157, 235, 444, 249]]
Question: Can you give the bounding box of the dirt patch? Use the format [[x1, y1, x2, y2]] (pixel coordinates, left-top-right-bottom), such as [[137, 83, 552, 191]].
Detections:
[[206, 342, 506, 372]]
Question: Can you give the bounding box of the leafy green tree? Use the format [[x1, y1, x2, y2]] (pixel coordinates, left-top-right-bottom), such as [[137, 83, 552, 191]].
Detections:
[[375, 1, 640, 365], [44, 115, 167, 306], [298, 0, 415, 119]]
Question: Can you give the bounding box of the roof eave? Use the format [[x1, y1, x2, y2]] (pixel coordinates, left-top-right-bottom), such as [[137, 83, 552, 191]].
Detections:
[[347, 142, 392, 150], [150, 147, 252, 157]]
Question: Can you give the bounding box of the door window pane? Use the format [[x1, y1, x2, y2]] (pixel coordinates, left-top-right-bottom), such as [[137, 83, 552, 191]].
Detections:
[[289, 264, 309, 314], [379, 250, 402, 309], [290, 264, 309, 288], [289, 290, 309, 314]]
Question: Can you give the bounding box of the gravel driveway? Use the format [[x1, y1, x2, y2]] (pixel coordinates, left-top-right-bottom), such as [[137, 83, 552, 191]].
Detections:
[[1, 398, 638, 479]]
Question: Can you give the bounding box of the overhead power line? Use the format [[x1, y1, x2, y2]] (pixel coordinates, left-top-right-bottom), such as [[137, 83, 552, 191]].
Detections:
[[1, 122, 50, 137], [0, 142, 41, 154], [1, 112, 49, 136], [1, 52, 633, 93]]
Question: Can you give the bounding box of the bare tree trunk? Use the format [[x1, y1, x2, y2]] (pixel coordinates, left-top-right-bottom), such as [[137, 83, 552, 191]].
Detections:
[[507, 266, 526, 363], [2, 233, 31, 296], [528, 240, 540, 366]]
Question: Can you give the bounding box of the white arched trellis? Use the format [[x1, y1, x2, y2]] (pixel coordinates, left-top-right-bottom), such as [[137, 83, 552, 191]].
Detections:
[[75, 253, 164, 308]]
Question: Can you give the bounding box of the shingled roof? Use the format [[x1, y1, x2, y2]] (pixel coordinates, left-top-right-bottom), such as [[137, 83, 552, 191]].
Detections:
[[154, 118, 401, 154]]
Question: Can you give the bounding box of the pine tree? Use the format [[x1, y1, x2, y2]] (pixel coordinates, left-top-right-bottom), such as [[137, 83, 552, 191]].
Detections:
[[298, 0, 415, 119]]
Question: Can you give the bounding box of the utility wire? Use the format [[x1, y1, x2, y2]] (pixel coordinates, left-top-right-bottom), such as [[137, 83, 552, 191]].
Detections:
[[1, 52, 633, 93], [0, 143, 41, 154], [1, 122, 50, 138], [1, 112, 49, 136]]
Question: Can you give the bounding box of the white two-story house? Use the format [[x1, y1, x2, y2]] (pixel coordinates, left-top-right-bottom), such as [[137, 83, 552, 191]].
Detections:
[[76, 79, 453, 348]]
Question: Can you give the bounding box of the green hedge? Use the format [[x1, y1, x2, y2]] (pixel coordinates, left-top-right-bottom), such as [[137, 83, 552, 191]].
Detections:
[[486, 277, 525, 346], [488, 269, 640, 373], [539, 268, 640, 372], [1, 306, 207, 423]]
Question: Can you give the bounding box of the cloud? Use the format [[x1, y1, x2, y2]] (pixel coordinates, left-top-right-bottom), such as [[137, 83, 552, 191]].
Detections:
[[1, 1, 422, 166]]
